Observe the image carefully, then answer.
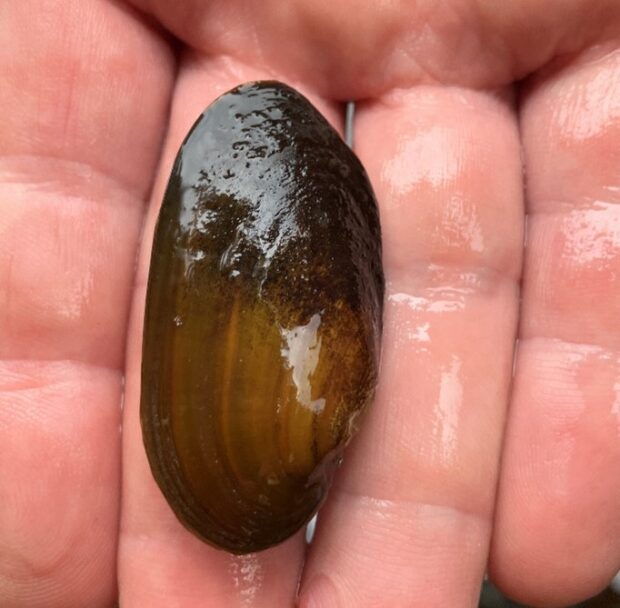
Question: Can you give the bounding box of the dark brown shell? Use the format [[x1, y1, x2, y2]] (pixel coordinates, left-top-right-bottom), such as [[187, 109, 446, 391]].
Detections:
[[140, 81, 384, 554]]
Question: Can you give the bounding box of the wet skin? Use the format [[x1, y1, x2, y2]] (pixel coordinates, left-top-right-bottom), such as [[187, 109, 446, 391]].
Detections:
[[1, 2, 619, 607]]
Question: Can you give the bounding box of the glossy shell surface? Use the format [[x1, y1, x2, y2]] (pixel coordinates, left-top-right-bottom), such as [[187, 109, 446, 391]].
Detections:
[[141, 81, 384, 553]]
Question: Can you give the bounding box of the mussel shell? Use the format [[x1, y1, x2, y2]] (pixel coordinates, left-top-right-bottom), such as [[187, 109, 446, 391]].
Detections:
[[140, 81, 384, 554]]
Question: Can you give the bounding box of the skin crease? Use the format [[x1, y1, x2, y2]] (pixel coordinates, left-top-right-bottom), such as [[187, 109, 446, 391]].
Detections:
[[0, 0, 618, 607]]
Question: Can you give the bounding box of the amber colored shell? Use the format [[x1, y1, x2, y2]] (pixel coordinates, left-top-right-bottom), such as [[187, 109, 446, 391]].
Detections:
[[140, 81, 384, 554]]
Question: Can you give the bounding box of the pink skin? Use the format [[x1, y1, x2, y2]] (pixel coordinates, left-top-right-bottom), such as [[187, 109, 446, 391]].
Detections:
[[0, 1, 618, 607]]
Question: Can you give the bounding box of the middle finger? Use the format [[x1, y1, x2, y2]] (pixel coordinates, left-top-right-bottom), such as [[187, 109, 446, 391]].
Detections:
[[299, 84, 524, 607]]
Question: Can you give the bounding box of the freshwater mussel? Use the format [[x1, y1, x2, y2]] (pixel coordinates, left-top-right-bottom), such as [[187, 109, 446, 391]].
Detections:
[[140, 81, 384, 553]]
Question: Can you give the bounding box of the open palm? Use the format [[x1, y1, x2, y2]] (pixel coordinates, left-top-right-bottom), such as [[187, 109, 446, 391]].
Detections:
[[1, 1, 619, 606]]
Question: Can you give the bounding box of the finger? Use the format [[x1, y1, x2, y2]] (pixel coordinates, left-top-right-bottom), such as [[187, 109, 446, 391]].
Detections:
[[489, 47, 620, 606], [118, 51, 343, 608], [0, 1, 174, 605], [298, 86, 523, 606]]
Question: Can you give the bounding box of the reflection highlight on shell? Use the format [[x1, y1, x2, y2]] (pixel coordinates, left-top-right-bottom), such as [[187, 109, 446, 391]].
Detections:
[[140, 81, 384, 554]]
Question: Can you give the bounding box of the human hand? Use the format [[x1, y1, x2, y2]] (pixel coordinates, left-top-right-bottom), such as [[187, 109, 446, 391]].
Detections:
[[1, 1, 619, 606]]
